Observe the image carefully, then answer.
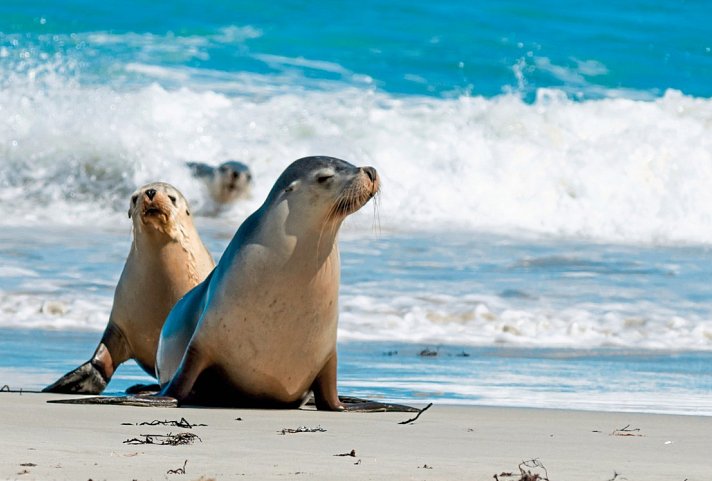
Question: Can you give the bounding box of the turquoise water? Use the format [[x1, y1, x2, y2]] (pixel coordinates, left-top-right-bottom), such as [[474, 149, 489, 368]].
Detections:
[[2, 0, 710, 99], [1, 1, 712, 413], [3, 328, 712, 415]]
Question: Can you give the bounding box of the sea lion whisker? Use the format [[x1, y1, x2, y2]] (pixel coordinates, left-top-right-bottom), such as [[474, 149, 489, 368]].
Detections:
[[371, 192, 382, 235]]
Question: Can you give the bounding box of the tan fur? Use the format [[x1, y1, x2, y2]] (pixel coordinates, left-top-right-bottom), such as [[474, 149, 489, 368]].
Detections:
[[44, 183, 215, 394], [156, 157, 378, 409]]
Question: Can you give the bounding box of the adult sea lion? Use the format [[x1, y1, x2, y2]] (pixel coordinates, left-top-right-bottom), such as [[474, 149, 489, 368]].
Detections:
[[154, 156, 411, 411], [43, 182, 215, 394], [187, 160, 252, 210]]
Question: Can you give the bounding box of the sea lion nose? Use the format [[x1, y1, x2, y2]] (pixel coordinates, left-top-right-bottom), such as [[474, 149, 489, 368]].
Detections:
[[145, 188, 157, 200], [362, 167, 377, 182]]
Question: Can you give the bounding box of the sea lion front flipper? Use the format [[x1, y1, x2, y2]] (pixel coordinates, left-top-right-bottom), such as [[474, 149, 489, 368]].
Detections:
[[47, 394, 178, 407], [310, 352, 344, 411], [41, 360, 108, 395], [159, 345, 211, 405], [309, 353, 418, 412], [339, 396, 420, 413]]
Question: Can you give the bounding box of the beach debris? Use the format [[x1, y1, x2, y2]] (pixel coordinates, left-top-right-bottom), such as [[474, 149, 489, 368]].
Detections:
[[606, 472, 627, 481], [16, 469, 30, 475], [110, 451, 139, 457], [279, 425, 327, 435], [235, 417, 243, 421], [19, 463, 37, 467], [494, 472, 514, 480], [333, 449, 357, 457], [611, 424, 643, 437], [419, 347, 438, 357], [123, 432, 202, 446], [383, 350, 399, 356], [398, 402, 433, 424], [419, 464, 433, 469], [455, 351, 471, 357], [518, 458, 549, 481], [167, 460, 188, 475], [493, 459, 549, 481], [127, 418, 206, 429], [0, 385, 37, 395], [354, 459, 362, 466]]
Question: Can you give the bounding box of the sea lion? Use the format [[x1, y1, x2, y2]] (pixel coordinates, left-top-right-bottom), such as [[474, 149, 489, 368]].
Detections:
[[154, 156, 410, 411], [43, 182, 215, 394], [187, 160, 253, 209]]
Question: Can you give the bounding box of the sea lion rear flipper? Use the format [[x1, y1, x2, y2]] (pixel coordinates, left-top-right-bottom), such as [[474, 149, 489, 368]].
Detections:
[[42, 360, 108, 395], [42, 328, 129, 394], [47, 394, 178, 407]]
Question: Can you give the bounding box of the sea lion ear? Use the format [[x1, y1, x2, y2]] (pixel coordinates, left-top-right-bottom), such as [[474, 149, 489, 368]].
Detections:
[[186, 209, 191, 216], [285, 180, 300, 193], [128, 208, 132, 219]]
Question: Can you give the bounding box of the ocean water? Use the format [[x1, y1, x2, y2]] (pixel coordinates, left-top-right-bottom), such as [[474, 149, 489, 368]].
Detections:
[[1, 0, 712, 414]]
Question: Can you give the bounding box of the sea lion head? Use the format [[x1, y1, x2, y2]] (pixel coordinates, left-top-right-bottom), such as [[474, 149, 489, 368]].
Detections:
[[269, 156, 379, 228], [128, 182, 192, 239], [216, 160, 252, 202]]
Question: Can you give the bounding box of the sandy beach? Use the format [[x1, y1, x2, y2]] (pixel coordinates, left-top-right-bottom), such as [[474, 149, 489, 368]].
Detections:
[[0, 392, 709, 480]]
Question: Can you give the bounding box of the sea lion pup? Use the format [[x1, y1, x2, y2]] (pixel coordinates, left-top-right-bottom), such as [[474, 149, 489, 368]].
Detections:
[[43, 182, 215, 394], [155, 156, 414, 411], [187, 160, 253, 208]]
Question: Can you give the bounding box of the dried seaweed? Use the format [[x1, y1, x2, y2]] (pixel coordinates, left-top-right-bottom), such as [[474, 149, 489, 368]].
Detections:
[[123, 432, 201, 446], [0, 385, 37, 394], [167, 460, 188, 475], [494, 458, 550, 481], [398, 403, 433, 424], [139, 418, 206, 429], [333, 449, 356, 457], [611, 424, 643, 437], [278, 425, 327, 435], [518, 459, 549, 481]]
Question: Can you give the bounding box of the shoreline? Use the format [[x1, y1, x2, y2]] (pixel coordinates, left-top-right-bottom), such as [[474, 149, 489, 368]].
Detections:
[[1, 392, 710, 480]]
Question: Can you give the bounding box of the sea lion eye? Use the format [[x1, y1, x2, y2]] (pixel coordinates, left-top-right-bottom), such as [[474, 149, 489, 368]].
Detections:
[[317, 175, 333, 184], [168, 195, 177, 205]]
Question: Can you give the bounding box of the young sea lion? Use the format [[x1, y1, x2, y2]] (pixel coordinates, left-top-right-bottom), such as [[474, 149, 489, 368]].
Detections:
[[43, 182, 214, 394]]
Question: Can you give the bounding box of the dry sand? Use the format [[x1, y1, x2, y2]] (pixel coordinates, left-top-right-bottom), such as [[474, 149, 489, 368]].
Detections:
[[1, 392, 710, 480]]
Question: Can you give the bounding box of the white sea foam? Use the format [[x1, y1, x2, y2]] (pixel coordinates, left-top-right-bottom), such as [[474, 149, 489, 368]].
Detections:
[[2, 287, 711, 350], [337, 293, 712, 350], [1, 76, 711, 244]]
